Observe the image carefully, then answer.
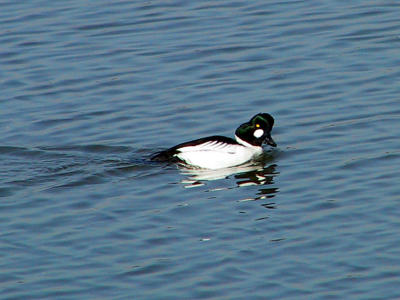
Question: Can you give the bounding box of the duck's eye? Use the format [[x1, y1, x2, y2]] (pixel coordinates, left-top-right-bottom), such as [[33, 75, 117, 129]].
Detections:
[[256, 124, 260, 128]]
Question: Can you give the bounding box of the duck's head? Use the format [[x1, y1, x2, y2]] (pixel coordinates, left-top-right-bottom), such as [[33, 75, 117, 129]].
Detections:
[[235, 113, 277, 147]]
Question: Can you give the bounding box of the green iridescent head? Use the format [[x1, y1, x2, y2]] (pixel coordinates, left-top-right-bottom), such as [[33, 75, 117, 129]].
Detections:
[[235, 113, 276, 147]]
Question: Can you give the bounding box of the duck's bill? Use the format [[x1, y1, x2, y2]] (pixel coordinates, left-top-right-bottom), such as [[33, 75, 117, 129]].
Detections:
[[264, 136, 277, 147]]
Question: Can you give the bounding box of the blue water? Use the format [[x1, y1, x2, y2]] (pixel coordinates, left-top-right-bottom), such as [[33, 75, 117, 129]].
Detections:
[[1, 1, 400, 299]]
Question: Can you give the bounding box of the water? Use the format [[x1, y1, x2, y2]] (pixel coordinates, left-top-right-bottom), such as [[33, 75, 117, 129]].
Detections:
[[1, 1, 400, 299]]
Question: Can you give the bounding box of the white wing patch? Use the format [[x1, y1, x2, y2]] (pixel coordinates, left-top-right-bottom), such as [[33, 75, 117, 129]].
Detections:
[[178, 141, 236, 153], [174, 141, 263, 169]]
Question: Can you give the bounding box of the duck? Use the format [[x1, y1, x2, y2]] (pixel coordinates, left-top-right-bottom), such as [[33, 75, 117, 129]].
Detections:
[[151, 113, 276, 169]]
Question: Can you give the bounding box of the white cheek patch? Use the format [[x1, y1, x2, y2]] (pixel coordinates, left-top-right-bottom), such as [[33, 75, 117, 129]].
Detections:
[[253, 129, 264, 138]]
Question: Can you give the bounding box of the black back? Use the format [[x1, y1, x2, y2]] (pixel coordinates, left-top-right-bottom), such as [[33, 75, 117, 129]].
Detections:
[[150, 136, 238, 162]]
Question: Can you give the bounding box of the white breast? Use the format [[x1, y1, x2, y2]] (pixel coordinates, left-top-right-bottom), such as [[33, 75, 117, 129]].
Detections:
[[175, 141, 262, 169]]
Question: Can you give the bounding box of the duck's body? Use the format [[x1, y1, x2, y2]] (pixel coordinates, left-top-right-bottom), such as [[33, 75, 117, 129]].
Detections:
[[153, 135, 263, 169], [151, 113, 276, 169]]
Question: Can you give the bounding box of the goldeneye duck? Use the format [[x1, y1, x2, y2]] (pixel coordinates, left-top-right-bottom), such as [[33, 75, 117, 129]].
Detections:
[[151, 113, 277, 170]]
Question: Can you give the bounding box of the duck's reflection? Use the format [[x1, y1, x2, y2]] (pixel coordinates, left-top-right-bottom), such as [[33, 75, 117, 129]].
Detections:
[[234, 164, 279, 208], [179, 158, 279, 207], [234, 163, 276, 187]]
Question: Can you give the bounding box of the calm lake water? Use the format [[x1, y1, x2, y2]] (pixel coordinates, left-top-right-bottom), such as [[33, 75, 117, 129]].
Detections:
[[1, 1, 400, 299]]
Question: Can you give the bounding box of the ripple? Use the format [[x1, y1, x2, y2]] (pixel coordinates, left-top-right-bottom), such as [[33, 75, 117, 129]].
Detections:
[[2, 0, 400, 299]]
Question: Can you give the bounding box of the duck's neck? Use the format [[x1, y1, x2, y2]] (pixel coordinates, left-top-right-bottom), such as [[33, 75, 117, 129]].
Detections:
[[235, 135, 261, 149]]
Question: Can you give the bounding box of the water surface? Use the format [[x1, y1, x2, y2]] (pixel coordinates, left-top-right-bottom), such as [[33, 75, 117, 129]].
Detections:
[[1, 1, 400, 299]]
